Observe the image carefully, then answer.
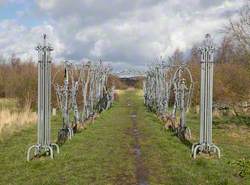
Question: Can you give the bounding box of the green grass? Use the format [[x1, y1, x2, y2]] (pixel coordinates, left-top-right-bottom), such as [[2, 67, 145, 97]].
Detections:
[[213, 115, 250, 126], [0, 98, 17, 111], [0, 92, 137, 185], [132, 92, 250, 185], [0, 90, 250, 185]]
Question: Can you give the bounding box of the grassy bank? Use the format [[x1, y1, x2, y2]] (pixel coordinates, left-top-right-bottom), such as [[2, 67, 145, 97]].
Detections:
[[132, 91, 250, 185], [0, 90, 250, 185], [0, 91, 137, 185]]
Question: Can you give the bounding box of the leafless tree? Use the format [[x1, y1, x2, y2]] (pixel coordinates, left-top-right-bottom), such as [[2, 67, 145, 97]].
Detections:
[[227, 2, 250, 52]]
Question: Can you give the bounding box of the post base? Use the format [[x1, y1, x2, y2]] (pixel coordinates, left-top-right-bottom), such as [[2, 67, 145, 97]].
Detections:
[[192, 143, 221, 159], [67, 127, 74, 139], [27, 143, 59, 161], [177, 126, 192, 140], [57, 127, 74, 145]]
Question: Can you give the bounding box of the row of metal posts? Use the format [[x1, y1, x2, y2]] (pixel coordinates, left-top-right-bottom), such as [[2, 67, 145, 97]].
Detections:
[[143, 34, 220, 158], [144, 61, 193, 139], [27, 35, 114, 161], [27, 33, 220, 160], [144, 63, 169, 114], [55, 60, 114, 144], [144, 34, 220, 158]]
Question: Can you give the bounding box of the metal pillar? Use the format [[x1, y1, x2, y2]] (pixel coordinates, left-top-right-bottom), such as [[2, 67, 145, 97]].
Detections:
[[192, 34, 221, 159], [69, 65, 80, 133], [27, 34, 59, 161], [56, 61, 74, 144], [179, 79, 187, 128], [80, 62, 91, 122]]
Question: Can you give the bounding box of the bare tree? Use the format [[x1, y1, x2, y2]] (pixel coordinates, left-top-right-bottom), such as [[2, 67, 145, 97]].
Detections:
[[227, 3, 250, 52]]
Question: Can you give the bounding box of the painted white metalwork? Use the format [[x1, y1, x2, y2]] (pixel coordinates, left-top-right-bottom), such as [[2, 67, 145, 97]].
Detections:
[[79, 61, 113, 122], [69, 65, 80, 133], [144, 62, 171, 115], [27, 34, 59, 161], [54, 60, 114, 144], [55, 61, 74, 144], [192, 34, 221, 159], [144, 60, 194, 141], [171, 65, 193, 140]]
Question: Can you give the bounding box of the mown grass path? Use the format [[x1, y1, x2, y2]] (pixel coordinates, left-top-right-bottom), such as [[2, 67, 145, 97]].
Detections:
[[0, 90, 250, 185]]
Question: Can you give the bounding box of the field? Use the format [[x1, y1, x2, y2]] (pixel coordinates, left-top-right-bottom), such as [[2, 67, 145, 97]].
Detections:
[[0, 98, 37, 140], [0, 90, 250, 185]]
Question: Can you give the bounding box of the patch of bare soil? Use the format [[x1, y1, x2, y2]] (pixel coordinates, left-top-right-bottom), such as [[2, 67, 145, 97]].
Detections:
[[127, 87, 136, 91], [130, 110, 149, 185]]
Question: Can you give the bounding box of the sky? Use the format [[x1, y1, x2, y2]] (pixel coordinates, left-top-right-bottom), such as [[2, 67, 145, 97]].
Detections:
[[0, 0, 246, 70]]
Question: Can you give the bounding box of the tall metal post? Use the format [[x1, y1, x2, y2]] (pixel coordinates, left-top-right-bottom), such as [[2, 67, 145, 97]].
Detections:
[[27, 34, 59, 161], [80, 62, 91, 122], [70, 71, 80, 133], [55, 61, 74, 144], [179, 79, 187, 128], [192, 34, 221, 159]]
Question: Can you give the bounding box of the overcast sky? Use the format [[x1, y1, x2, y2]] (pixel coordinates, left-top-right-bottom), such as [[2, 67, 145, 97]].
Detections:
[[0, 0, 245, 70]]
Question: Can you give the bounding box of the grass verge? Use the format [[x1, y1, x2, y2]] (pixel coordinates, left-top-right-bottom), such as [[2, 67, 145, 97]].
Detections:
[[0, 90, 250, 185]]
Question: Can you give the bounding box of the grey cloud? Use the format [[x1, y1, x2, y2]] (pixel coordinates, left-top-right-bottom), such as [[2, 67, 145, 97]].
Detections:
[[37, 0, 167, 21], [0, 0, 246, 70], [35, 0, 245, 69], [0, 0, 6, 5], [0, 20, 64, 60]]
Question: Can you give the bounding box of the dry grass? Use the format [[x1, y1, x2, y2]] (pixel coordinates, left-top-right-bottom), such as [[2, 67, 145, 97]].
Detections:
[[0, 98, 17, 111], [0, 107, 37, 140], [136, 89, 144, 97], [114, 89, 125, 95]]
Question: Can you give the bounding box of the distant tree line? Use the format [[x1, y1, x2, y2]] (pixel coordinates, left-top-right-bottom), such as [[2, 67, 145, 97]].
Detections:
[[189, 3, 250, 108], [0, 56, 126, 109]]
